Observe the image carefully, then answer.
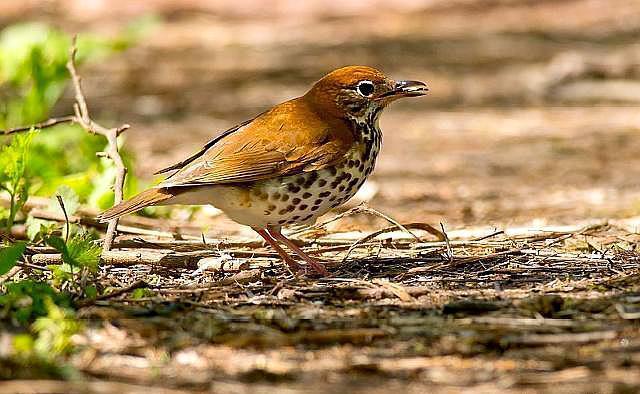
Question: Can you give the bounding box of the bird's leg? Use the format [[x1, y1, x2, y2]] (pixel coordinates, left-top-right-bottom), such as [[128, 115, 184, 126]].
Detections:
[[267, 227, 330, 276], [253, 227, 302, 273]]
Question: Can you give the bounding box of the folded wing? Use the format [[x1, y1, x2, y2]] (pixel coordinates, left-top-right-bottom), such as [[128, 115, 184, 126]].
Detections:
[[159, 98, 354, 188]]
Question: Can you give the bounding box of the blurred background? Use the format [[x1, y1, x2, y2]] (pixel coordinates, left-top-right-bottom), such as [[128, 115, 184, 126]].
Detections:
[[2, 0, 640, 235]]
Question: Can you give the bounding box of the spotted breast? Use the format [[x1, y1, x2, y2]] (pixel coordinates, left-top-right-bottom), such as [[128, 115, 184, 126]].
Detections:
[[204, 113, 382, 228]]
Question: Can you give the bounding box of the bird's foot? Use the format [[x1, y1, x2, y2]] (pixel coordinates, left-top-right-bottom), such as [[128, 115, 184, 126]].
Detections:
[[266, 229, 329, 277], [255, 227, 330, 277], [294, 261, 330, 278]]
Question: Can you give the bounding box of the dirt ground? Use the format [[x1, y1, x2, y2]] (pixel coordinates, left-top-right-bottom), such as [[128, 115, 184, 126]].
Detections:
[[2, 1, 640, 393]]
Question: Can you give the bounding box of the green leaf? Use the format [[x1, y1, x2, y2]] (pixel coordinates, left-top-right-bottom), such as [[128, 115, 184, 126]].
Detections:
[[0, 241, 26, 275], [47, 263, 74, 287], [0, 23, 70, 128], [45, 236, 71, 264], [31, 297, 82, 359], [46, 233, 101, 273], [0, 131, 35, 230], [0, 132, 32, 185], [84, 285, 97, 299], [131, 287, 154, 299], [0, 280, 70, 325], [66, 233, 101, 273], [25, 216, 56, 241], [12, 334, 35, 354]]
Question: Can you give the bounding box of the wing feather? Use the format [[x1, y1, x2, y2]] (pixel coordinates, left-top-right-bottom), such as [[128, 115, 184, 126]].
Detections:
[[154, 115, 260, 176], [159, 98, 354, 187]]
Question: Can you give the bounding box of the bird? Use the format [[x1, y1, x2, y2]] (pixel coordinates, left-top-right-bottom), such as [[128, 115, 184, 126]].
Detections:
[[98, 66, 428, 276]]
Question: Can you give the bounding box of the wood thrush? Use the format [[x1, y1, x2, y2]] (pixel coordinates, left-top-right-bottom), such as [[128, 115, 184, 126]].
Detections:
[[98, 66, 428, 276]]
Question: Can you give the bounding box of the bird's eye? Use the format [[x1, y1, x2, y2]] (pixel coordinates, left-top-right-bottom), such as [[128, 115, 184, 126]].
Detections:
[[356, 81, 375, 97]]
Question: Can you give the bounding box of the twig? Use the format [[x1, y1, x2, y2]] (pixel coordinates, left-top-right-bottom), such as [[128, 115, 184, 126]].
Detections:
[[76, 279, 148, 307], [0, 115, 76, 135], [362, 222, 443, 245], [456, 316, 575, 328], [55, 193, 75, 283], [440, 223, 453, 263], [361, 205, 421, 242], [505, 331, 617, 345], [341, 222, 444, 262], [289, 203, 368, 235], [0, 266, 22, 285], [0, 231, 15, 243], [615, 303, 640, 320], [65, 36, 129, 252], [31, 249, 205, 268], [18, 262, 51, 271], [472, 230, 505, 241], [56, 195, 70, 243], [292, 203, 421, 242], [26, 206, 205, 239]]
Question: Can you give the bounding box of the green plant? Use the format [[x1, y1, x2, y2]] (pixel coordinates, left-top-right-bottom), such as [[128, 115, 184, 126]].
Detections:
[[46, 232, 101, 294], [131, 287, 156, 299], [25, 124, 140, 208], [0, 241, 26, 275], [0, 19, 157, 379], [12, 297, 82, 362], [0, 20, 157, 129], [0, 280, 71, 325], [0, 131, 35, 231], [0, 22, 146, 212], [0, 24, 70, 128]]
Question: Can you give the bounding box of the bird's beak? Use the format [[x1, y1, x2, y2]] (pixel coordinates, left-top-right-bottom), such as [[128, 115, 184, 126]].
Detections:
[[394, 80, 429, 97], [375, 80, 429, 100]]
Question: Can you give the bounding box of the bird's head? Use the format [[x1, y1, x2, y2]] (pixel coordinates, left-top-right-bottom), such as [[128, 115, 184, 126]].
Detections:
[[304, 66, 428, 121]]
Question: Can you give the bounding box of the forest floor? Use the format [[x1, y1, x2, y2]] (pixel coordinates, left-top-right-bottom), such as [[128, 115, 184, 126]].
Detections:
[[2, 0, 640, 392]]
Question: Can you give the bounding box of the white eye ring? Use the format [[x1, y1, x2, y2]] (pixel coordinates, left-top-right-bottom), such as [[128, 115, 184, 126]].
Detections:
[[356, 80, 375, 97]]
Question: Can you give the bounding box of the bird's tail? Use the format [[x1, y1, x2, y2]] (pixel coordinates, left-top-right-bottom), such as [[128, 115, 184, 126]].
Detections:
[[97, 188, 176, 222]]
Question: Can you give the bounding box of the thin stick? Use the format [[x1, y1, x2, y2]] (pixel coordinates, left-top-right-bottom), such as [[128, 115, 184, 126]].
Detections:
[[0, 266, 21, 285], [472, 230, 504, 241], [55, 194, 76, 284], [0, 115, 76, 135], [342, 222, 445, 262], [440, 222, 453, 263], [56, 195, 70, 243], [288, 203, 368, 236], [292, 203, 421, 242], [65, 36, 129, 252], [359, 205, 421, 242], [76, 280, 148, 307]]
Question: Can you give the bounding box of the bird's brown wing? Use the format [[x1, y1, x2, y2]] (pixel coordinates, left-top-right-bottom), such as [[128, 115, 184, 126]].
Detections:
[[154, 115, 260, 176], [159, 99, 354, 188]]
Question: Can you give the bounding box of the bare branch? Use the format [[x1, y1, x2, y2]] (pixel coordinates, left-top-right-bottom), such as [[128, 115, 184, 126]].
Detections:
[[76, 279, 149, 307], [440, 222, 453, 263], [342, 222, 446, 262], [290, 203, 423, 242], [65, 35, 129, 252], [1, 115, 76, 135]]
